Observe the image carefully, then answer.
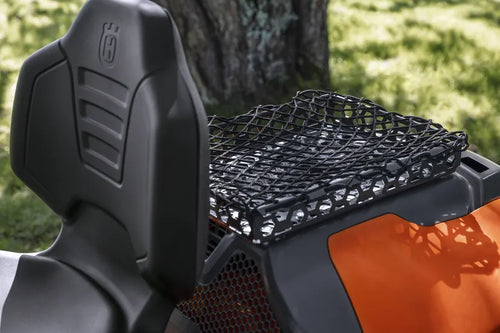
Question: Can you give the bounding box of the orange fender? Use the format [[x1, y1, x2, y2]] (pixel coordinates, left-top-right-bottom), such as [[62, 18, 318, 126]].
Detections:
[[329, 199, 500, 332]]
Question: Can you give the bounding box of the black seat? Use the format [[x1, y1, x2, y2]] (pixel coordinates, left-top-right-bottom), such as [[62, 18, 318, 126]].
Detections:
[[0, 0, 208, 331]]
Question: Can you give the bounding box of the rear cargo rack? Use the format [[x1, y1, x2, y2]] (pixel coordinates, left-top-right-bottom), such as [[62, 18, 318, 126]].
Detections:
[[208, 90, 468, 243]]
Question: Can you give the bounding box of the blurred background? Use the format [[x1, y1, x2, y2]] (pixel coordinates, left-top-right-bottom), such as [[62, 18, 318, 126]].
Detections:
[[0, 0, 499, 252]]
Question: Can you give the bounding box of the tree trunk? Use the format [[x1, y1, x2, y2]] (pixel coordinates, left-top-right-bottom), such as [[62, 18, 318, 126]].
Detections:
[[160, 0, 330, 112]]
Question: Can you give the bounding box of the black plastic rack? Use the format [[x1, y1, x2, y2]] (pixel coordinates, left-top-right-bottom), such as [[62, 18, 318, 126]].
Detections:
[[208, 90, 468, 243]]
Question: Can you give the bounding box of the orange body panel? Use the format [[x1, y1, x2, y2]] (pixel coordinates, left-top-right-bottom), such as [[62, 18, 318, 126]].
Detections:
[[328, 199, 500, 332]]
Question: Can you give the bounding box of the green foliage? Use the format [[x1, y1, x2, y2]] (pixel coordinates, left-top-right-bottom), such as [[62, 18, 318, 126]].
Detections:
[[0, 0, 85, 252], [329, 0, 500, 162], [0, 190, 60, 252]]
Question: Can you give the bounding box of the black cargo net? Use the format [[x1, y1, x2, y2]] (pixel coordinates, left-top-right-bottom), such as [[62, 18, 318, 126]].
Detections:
[[177, 252, 281, 333], [208, 90, 468, 243]]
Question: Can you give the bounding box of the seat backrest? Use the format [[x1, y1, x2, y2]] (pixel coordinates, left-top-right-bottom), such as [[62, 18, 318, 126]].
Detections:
[[10, 0, 208, 306]]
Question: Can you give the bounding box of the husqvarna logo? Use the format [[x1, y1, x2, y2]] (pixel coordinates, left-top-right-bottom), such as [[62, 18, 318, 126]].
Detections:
[[99, 23, 120, 67]]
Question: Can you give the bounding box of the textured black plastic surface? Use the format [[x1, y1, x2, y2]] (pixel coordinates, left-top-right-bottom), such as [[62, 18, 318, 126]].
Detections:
[[11, 0, 208, 299], [458, 150, 500, 207]]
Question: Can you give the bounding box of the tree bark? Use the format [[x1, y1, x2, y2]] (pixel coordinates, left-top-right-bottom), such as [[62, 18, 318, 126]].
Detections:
[[161, 0, 330, 111]]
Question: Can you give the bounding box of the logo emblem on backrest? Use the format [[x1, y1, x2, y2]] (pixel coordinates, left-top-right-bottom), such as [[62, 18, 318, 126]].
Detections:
[[99, 23, 120, 67]]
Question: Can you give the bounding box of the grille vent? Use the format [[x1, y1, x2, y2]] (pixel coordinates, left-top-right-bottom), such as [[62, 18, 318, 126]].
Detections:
[[177, 253, 281, 332]]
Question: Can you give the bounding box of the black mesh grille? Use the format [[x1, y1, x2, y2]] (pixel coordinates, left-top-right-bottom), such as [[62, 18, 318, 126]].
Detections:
[[208, 90, 468, 242], [177, 253, 281, 333]]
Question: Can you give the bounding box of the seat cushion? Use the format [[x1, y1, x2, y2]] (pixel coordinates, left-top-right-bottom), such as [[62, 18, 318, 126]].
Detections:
[[0, 254, 124, 333]]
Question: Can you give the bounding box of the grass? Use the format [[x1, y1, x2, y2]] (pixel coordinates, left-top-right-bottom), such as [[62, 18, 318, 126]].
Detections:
[[328, 0, 500, 162], [0, 0, 85, 253], [0, 190, 60, 252], [0, 0, 499, 252]]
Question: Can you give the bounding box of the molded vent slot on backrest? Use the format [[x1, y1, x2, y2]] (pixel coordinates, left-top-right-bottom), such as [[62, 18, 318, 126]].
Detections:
[[83, 133, 120, 168], [206, 219, 229, 259], [461, 157, 489, 173], [80, 101, 124, 136], [78, 68, 129, 105]]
